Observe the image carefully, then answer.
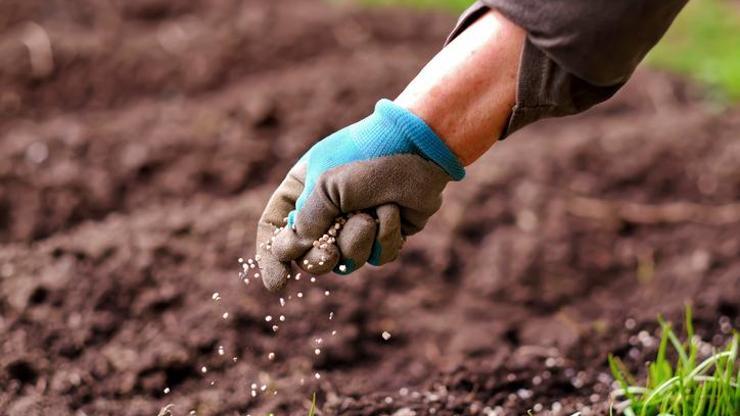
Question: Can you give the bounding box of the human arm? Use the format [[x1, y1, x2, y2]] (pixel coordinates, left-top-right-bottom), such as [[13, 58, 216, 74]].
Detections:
[[255, 0, 689, 291]]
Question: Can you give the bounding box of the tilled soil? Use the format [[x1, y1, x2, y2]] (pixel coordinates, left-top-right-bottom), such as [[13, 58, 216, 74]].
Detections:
[[0, 1, 738, 415]]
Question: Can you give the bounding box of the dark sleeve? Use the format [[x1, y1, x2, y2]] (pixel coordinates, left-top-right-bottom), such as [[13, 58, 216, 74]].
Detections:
[[447, 0, 688, 138]]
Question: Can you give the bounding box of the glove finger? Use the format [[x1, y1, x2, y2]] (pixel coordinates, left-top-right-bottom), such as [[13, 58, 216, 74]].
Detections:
[[255, 243, 292, 292], [255, 164, 305, 291], [335, 213, 377, 274], [296, 241, 340, 276], [272, 181, 340, 262], [368, 203, 404, 266]]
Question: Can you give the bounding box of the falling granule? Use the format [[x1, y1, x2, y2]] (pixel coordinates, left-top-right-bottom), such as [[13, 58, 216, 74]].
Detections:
[[272, 325, 279, 332], [254, 273, 260, 278], [232, 356, 238, 362], [295, 273, 301, 281], [279, 315, 285, 322], [265, 315, 273, 322], [201, 366, 208, 374], [382, 331, 392, 341], [331, 330, 337, 336], [310, 277, 316, 283], [338, 264, 347, 272], [210, 381, 215, 386], [297, 292, 303, 298], [163, 387, 171, 394], [251, 383, 258, 389], [279, 298, 285, 307], [324, 290, 330, 296], [238, 258, 244, 263], [314, 372, 321, 380], [384, 397, 393, 404], [211, 292, 221, 301], [314, 348, 321, 355], [260, 384, 267, 391], [268, 352, 275, 360], [243, 278, 250, 285], [315, 337, 323, 344], [189, 411, 197, 415], [222, 312, 229, 319], [251, 390, 257, 398], [329, 312, 334, 320], [218, 345, 225, 356]]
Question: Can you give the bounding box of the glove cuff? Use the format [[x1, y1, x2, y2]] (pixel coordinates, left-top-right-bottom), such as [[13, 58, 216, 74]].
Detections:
[[375, 99, 466, 181]]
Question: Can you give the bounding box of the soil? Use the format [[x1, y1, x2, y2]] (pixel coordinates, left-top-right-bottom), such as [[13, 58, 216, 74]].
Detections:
[[0, 0, 738, 415]]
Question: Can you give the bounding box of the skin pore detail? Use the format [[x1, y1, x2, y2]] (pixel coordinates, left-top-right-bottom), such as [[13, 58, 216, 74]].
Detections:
[[395, 10, 525, 166]]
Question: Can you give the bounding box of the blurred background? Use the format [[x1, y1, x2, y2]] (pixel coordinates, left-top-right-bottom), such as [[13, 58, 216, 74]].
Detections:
[[0, 1, 738, 415]]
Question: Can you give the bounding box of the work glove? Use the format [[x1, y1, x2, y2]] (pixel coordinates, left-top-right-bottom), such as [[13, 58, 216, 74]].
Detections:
[[256, 99, 465, 291]]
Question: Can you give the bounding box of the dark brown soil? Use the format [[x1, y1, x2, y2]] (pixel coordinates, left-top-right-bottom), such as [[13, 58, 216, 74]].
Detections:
[[0, 1, 738, 415]]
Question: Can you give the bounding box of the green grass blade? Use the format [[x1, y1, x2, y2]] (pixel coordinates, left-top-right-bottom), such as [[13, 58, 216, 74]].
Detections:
[[308, 392, 317, 416]]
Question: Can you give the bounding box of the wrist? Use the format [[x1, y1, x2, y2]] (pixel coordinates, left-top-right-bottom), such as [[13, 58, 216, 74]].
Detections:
[[375, 99, 465, 181], [393, 98, 477, 166]]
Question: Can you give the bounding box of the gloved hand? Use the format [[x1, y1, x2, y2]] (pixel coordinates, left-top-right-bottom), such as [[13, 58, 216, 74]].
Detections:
[[256, 99, 465, 291]]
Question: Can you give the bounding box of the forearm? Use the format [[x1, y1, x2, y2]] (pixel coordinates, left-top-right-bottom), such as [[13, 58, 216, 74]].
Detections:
[[395, 10, 524, 166]]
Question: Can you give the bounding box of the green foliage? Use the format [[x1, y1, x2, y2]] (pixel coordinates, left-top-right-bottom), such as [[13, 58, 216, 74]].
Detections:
[[647, 0, 740, 101], [357, 0, 469, 12], [609, 308, 739, 416]]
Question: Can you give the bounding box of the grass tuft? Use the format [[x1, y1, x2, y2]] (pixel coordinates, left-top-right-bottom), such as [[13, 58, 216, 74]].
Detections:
[[609, 307, 738, 416]]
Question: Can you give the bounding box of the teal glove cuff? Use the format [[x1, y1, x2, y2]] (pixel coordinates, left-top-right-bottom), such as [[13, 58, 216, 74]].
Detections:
[[374, 99, 465, 181]]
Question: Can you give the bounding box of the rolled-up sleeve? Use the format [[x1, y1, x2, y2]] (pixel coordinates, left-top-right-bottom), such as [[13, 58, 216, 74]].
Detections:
[[447, 0, 688, 138]]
